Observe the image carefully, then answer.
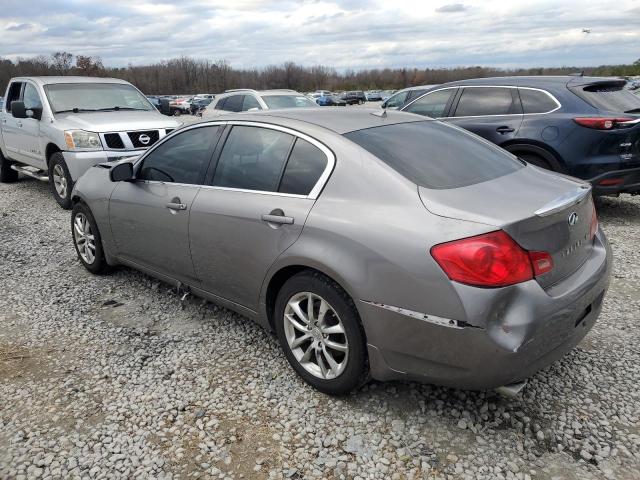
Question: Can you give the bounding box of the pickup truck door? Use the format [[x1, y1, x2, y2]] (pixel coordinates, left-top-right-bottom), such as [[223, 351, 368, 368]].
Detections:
[[15, 82, 46, 167], [1, 81, 24, 161]]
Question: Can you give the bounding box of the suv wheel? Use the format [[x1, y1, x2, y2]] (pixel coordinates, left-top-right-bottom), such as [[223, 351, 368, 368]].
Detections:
[[0, 151, 18, 183], [275, 271, 368, 395], [520, 153, 552, 171], [48, 152, 73, 209], [71, 202, 109, 274]]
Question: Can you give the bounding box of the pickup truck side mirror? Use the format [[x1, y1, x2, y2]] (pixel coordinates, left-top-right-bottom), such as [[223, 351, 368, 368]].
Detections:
[[110, 162, 134, 182], [159, 99, 171, 116], [11, 101, 27, 119]]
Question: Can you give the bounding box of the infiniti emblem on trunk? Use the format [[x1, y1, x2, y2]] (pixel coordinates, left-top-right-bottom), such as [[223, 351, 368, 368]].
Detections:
[[138, 134, 151, 145], [568, 212, 579, 226]]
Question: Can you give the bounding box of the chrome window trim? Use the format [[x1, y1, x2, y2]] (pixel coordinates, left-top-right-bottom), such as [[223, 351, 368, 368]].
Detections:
[[132, 120, 336, 200], [402, 85, 562, 119]]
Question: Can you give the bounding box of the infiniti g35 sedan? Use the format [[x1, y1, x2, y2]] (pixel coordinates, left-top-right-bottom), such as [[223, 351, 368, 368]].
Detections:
[[70, 109, 612, 395]]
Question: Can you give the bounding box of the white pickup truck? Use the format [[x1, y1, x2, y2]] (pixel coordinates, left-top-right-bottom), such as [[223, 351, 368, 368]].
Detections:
[[0, 76, 181, 208]]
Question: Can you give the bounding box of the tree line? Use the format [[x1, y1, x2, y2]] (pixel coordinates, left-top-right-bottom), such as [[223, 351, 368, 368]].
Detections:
[[1, 52, 639, 96]]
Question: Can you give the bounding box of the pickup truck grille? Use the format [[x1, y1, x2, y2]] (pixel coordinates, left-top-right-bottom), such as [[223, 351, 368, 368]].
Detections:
[[104, 133, 125, 149], [127, 130, 160, 148]]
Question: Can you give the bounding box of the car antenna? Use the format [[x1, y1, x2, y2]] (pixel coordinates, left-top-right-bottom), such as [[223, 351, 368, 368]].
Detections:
[[370, 109, 387, 118]]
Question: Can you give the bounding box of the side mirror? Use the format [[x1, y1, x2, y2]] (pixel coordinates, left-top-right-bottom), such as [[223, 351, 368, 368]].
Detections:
[[159, 99, 171, 116], [11, 101, 26, 119], [110, 162, 134, 182]]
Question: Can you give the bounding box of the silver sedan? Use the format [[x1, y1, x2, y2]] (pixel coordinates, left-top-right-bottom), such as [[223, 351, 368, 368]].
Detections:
[[70, 108, 611, 395]]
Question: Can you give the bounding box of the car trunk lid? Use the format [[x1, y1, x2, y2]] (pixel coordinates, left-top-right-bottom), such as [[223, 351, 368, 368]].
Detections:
[[419, 166, 595, 289]]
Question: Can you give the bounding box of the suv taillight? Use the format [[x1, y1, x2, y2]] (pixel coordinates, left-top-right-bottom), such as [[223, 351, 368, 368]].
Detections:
[[573, 117, 634, 130], [430, 230, 553, 288]]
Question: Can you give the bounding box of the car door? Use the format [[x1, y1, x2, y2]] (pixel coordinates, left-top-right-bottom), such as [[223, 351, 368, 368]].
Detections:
[[16, 82, 46, 167], [1, 81, 24, 161], [445, 86, 523, 145], [189, 123, 333, 311], [108, 125, 222, 284]]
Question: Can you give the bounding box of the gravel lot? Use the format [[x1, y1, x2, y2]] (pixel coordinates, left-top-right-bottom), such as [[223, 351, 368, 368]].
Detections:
[[1, 177, 639, 480]]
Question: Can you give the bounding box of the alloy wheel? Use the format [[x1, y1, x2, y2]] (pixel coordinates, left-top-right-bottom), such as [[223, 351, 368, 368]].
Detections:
[[53, 164, 67, 198], [73, 213, 96, 264], [283, 292, 348, 380]]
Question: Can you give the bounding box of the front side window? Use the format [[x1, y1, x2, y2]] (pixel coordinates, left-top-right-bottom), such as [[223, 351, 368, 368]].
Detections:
[[404, 89, 455, 118], [221, 95, 243, 112], [454, 87, 517, 117], [5, 82, 23, 112], [384, 91, 408, 109], [262, 95, 318, 109], [279, 138, 328, 195], [23, 83, 43, 111], [45, 83, 153, 113], [519, 88, 559, 114], [138, 126, 219, 184], [242, 95, 262, 111], [345, 121, 523, 189], [213, 126, 294, 192]]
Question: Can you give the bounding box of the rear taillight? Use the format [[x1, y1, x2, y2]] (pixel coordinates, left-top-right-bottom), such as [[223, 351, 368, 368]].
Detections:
[[590, 203, 599, 239], [573, 117, 634, 130], [430, 230, 553, 288]]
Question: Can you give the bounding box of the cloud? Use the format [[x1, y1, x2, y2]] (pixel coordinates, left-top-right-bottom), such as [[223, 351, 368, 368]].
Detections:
[[0, 0, 637, 70], [435, 3, 467, 13], [5, 23, 32, 31]]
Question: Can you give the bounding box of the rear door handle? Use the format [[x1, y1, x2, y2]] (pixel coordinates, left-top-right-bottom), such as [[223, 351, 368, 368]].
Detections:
[[496, 126, 515, 134], [16, 121, 22, 128], [261, 214, 294, 225], [166, 202, 187, 211]]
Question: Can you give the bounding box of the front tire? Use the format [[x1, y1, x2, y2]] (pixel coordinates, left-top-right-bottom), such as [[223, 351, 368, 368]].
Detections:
[[71, 202, 109, 275], [48, 152, 73, 209], [0, 151, 18, 183], [275, 271, 368, 395]]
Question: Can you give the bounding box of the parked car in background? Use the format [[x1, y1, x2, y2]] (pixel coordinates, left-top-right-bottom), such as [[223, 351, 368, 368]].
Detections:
[[169, 97, 192, 116], [190, 97, 213, 115], [0, 76, 180, 208], [314, 90, 332, 97], [316, 94, 347, 106], [202, 89, 318, 117], [382, 85, 438, 110], [365, 90, 382, 101], [340, 91, 366, 105], [380, 90, 396, 101], [400, 76, 640, 196], [71, 108, 610, 395]]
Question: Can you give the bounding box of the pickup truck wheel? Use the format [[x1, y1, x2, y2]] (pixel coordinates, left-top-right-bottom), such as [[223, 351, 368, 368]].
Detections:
[[48, 153, 73, 209], [71, 202, 109, 274], [0, 151, 19, 183]]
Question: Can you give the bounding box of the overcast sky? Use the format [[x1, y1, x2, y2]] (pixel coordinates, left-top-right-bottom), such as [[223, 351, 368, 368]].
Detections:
[[1, 0, 638, 70]]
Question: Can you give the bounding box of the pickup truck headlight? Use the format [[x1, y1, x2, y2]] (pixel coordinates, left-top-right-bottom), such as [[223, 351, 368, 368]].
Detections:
[[64, 130, 102, 150]]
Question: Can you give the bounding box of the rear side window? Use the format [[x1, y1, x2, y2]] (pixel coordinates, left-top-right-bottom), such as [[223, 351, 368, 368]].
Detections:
[[345, 121, 523, 189], [213, 126, 294, 192], [519, 88, 559, 114], [404, 89, 455, 118], [138, 126, 219, 185], [222, 95, 243, 112], [571, 83, 640, 113], [242, 95, 261, 111], [454, 87, 517, 116], [279, 139, 328, 195], [214, 98, 226, 110]]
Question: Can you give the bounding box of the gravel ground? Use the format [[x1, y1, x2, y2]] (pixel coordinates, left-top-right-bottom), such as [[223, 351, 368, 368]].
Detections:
[[1, 178, 639, 480]]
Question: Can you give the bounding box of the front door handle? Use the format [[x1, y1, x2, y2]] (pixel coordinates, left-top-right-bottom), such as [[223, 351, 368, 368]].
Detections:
[[496, 126, 515, 134], [166, 202, 187, 211], [262, 214, 294, 225]]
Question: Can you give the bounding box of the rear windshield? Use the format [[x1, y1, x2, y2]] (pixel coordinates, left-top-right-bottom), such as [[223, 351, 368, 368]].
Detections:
[[262, 95, 317, 109], [344, 121, 523, 189], [571, 83, 640, 113]]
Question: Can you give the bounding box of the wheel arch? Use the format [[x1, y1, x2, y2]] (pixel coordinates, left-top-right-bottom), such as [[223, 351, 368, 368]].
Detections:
[[45, 143, 62, 166], [500, 141, 566, 173]]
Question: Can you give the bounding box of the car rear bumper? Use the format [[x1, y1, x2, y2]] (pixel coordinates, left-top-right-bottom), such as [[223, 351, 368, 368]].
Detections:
[[360, 230, 612, 390], [63, 150, 142, 181], [588, 166, 640, 195]]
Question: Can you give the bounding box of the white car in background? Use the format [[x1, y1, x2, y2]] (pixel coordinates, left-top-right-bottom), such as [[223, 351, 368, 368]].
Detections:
[[202, 89, 318, 117]]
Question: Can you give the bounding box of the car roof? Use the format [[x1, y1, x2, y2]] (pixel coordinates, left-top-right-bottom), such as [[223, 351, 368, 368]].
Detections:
[[11, 76, 132, 86], [210, 108, 430, 134], [436, 75, 625, 88]]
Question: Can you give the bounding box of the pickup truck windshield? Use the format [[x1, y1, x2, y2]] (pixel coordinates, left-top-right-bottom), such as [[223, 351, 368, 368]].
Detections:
[[45, 83, 154, 113]]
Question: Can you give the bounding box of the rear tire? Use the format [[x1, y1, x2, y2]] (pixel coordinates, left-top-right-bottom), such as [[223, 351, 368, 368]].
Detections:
[[71, 202, 109, 275], [275, 271, 368, 395], [519, 153, 553, 171], [48, 152, 73, 209], [0, 151, 18, 183]]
